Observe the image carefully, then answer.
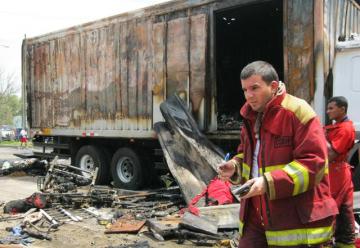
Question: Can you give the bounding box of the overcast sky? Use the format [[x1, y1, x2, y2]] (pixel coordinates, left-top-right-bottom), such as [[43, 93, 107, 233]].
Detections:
[[0, 0, 170, 94]]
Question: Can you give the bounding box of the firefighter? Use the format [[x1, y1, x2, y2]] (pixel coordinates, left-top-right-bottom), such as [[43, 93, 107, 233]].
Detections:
[[218, 61, 338, 247], [324, 96, 355, 247]]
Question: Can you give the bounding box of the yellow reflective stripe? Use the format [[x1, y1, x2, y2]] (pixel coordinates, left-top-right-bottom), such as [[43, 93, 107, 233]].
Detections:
[[235, 153, 244, 159], [281, 94, 316, 125], [239, 220, 244, 237], [266, 225, 333, 246], [315, 160, 328, 185], [265, 164, 286, 173], [325, 159, 329, 175], [283, 161, 309, 196], [242, 163, 250, 180]]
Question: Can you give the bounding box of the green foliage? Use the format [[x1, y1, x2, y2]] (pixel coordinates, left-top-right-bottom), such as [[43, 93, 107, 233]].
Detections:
[[0, 95, 21, 125], [0, 140, 33, 147], [0, 69, 20, 125]]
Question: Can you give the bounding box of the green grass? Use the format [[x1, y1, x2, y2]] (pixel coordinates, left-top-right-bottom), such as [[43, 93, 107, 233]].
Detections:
[[0, 140, 33, 147]]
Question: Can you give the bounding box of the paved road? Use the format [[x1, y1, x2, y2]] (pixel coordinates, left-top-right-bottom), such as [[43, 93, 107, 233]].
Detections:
[[0, 146, 38, 201], [0, 146, 35, 160]]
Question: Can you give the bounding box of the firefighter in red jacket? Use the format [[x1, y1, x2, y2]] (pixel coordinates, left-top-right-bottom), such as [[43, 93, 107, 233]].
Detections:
[[218, 61, 338, 247], [324, 96, 355, 247]]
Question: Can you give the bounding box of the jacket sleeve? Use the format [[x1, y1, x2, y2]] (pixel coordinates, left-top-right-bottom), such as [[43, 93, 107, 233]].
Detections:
[[264, 116, 328, 200], [328, 124, 355, 154], [229, 127, 245, 184]]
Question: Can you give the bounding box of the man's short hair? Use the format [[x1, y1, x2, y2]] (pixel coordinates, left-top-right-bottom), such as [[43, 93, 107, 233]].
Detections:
[[240, 61, 279, 84], [328, 96, 348, 113]]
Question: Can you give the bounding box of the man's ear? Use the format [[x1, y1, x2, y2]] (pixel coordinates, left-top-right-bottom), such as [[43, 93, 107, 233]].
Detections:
[[341, 106, 346, 114], [270, 80, 279, 93]]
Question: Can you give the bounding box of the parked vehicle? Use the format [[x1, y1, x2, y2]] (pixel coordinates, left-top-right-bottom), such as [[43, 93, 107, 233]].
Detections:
[[0, 125, 16, 141], [22, 0, 360, 189], [332, 38, 360, 191]]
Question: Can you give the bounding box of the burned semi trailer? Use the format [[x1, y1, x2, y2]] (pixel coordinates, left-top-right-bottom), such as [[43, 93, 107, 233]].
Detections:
[[22, 0, 360, 189]]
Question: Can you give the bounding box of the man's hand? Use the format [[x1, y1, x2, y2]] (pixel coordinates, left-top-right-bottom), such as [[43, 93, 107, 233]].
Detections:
[[241, 177, 267, 199], [217, 160, 236, 181]]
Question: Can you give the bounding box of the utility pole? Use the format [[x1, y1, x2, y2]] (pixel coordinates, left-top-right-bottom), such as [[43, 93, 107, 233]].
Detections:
[[22, 35, 27, 130]]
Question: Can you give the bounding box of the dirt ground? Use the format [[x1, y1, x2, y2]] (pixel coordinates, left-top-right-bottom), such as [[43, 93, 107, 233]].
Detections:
[[0, 147, 213, 248], [0, 218, 203, 248], [0, 216, 195, 248]]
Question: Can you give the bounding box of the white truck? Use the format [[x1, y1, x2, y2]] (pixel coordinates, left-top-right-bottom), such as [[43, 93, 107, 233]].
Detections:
[[22, 0, 359, 190], [332, 38, 360, 191]]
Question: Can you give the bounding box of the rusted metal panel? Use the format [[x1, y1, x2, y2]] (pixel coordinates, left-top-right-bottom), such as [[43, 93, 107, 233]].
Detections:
[[284, 0, 314, 102], [104, 216, 146, 234], [33, 43, 53, 128], [152, 22, 167, 125], [190, 14, 207, 129], [127, 20, 138, 125], [119, 21, 129, 130], [23, 0, 359, 138], [136, 19, 153, 130], [166, 17, 190, 101]]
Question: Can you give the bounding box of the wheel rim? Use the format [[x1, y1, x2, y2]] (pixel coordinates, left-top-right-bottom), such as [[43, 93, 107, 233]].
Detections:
[[79, 154, 94, 178], [116, 157, 134, 183]]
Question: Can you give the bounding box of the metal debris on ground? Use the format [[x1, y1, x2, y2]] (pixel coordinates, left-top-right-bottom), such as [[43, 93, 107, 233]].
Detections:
[[39, 156, 96, 193], [180, 212, 218, 235], [146, 217, 180, 240], [0, 158, 46, 176], [106, 240, 150, 248], [112, 186, 185, 219], [218, 113, 242, 130], [0, 141, 241, 246], [0, 225, 32, 245], [104, 215, 146, 234]]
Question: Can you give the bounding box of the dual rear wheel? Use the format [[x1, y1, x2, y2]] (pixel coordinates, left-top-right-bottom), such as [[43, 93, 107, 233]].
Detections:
[[75, 145, 144, 189]]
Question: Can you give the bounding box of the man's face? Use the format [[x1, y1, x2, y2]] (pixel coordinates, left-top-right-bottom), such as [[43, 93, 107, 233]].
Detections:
[[241, 75, 278, 112], [326, 101, 345, 121]]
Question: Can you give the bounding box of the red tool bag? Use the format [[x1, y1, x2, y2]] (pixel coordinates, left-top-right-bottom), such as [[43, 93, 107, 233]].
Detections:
[[3, 193, 47, 214], [181, 177, 235, 216]]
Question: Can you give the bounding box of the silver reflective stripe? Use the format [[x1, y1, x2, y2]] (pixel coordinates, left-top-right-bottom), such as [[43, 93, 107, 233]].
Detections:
[[266, 226, 333, 246], [283, 161, 308, 195]]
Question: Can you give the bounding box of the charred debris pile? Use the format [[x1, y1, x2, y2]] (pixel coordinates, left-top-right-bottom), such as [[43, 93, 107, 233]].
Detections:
[[0, 95, 240, 246], [0, 156, 239, 247]]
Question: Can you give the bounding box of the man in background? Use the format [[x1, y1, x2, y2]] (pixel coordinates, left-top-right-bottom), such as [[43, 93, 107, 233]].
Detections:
[[19, 128, 28, 148], [324, 96, 355, 247]]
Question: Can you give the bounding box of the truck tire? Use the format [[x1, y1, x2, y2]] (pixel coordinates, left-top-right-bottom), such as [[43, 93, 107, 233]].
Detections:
[[353, 165, 360, 191], [75, 145, 109, 184], [111, 147, 144, 190]]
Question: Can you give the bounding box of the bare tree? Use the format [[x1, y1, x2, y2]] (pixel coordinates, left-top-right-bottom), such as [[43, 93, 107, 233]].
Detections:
[[0, 68, 18, 100]]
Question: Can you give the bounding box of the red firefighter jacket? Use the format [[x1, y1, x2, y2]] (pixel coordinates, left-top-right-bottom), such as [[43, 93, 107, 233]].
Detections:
[[324, 118, 355, 164], [324, 118, 355, 200], [232, 91, 338, 246]]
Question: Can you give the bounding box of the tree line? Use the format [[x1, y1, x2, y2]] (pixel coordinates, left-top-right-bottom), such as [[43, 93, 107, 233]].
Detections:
[[0, 68, 21, 126]]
